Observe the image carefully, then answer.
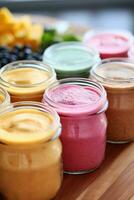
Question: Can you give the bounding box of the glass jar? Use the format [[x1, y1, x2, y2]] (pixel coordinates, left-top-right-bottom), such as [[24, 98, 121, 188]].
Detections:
[[43, 42, 100, 79], [43, 78, 108, 174], [0, 87, 10, 110], [0, 60, 56, 102], [90, 58, 134, 143], [83, 30, 134, 59], [0, 102, 62, 200]]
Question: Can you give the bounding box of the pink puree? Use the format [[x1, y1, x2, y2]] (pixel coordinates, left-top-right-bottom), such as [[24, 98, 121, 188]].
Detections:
[[89, 33, 129, 59], [48, 84, 107, 172]]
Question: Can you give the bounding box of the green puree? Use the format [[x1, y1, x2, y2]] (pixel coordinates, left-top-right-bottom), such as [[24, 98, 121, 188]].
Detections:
[[43, 42, 100, 79]]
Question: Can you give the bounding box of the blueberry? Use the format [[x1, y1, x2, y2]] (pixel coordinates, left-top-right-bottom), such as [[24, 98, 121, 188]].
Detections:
[[1, 58, 9, 66], [25, 55, 34, 60], [9, 54, 18, 62], [18, 51, 25, 60], [2, 52, 10, 60], [0, 46, 8, 52], [32, 53, 42, 61]]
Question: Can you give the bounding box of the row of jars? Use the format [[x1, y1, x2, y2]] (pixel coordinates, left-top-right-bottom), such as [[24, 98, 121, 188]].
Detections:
[[0, 39, 133, 200]]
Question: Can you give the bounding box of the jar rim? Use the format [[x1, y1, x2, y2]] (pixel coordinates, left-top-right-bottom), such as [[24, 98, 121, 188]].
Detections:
[[0, 101, 61, 146], [0, 86, 10, 107], [0, 60, 56, 88], [91, 58, 134, 86], [44, 78, 107, 116], [43, 41, 100, 72]]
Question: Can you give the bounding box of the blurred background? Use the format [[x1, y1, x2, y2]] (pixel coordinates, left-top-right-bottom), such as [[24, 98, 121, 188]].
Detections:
[[0, 0, 134, 32]]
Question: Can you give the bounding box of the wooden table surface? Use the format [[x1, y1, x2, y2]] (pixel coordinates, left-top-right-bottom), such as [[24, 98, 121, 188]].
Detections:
[[6, 15, 134, 200], [55, 143, 134, 200], [33, 15, 134, 200]]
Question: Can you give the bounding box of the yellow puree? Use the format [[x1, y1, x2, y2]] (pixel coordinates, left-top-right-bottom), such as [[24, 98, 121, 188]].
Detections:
[[0, 94, 4, 104], [0, 109, 62, 200], [1, 68, 50, 102]]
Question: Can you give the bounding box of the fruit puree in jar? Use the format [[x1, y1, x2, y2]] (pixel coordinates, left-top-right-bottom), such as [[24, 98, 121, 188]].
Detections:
[[84, 31, 132, 59], [91, 59, 134, 142], [0, 106, 62, 200], [0, 61, 56, 102], [43, 42, 100, 79], [44, 79, 108, 173]]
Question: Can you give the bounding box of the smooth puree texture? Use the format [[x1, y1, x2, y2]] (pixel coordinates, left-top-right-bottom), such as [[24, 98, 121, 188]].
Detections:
[[0, 105, 62, 200], [49, 85, 100, 105], [0, 109, 55, 144], [91, 59, 134, 142], [2, 68, 49, 85], [88, 33, 129, 59], [1, 67, 49, 102], [0, 61, 56, 102], [44, 79, 108, 173], [95, 62, 134, 87], [43, 42, 100, 79]]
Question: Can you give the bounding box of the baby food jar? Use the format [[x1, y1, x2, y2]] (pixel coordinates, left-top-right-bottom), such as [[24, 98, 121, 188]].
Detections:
[[43, 42, 100, 79], [43, 78, 108, 174], [0, 102, 62, 200], [83, 30, 134, 59], [90, 58, 134, 143], [0, 87, 10, 110], [0, 60, 56, 102]]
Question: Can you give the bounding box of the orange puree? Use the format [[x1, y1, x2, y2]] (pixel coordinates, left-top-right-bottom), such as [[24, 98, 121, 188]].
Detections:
[[0, 61, 56, 102], [0, 107, 62, 200], [0, 94, 4, 104]]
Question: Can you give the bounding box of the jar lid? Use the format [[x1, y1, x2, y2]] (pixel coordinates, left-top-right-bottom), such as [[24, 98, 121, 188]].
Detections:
[[43, 42, 100, 74], [83, 30, 133, 59], [91, 58, 134, 89], [44, 78, 107, 116]]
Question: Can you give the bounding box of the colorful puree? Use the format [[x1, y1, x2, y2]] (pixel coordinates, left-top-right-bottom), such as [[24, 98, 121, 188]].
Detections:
[[91, 61, 134, 142], [43, 42, 100, 79], [44, 82, 107, 173], [0, 61, 56, 102], [0, 108, 62, 200], [88, 33, 129, 59]]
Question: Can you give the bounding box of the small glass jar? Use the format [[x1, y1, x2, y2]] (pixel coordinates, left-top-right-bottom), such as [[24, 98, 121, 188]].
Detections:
[[90, 58, 134, 143], [0, 87, 10, 110], [43, 42, 100, 79], [0, 102, 62, 200], [83, 30, 134, 59], [43, 78, 108, 174], [0, 60, 56, 102]]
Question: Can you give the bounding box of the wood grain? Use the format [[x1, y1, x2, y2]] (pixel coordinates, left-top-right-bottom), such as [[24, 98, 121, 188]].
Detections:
[[55, 143, 134, 200]]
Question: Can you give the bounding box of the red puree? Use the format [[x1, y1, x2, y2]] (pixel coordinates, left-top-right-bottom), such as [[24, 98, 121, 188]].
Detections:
[[89, 33, 129, 59], [44, 80, 108, 174]]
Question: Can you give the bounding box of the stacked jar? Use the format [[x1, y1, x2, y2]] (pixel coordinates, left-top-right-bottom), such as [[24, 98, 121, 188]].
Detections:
[[0, 60, 63, 200]]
